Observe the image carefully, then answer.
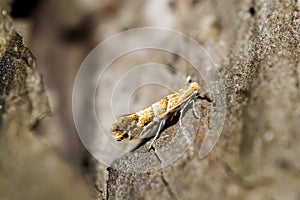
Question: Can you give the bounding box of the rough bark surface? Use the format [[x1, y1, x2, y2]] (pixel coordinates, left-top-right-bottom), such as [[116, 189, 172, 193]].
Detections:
[[105, 1, 300, 200], [0, 2, 91, 200], [1, 0, 299, 200]]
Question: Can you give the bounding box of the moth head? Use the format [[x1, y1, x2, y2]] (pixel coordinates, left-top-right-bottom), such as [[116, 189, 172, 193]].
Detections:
[[190, 82, 200, 91], [185, 76, 200, 90], [185, 75, 192, 84]]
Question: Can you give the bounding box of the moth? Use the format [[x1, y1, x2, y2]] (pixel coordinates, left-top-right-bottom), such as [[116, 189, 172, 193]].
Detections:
[[111, 79, 203, 149]]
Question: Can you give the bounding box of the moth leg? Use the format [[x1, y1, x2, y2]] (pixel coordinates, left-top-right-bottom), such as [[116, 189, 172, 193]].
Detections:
[[148, 119, 165, 151], [179, 99, 192, 127], [138, 121, 155, 139], [191, 99, 200, 119], [139, 126, 147, 138]]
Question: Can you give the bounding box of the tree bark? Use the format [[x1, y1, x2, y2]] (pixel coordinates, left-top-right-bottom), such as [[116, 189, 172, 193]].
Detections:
[[105, 1, 300, 199], [0, 2, 91, 200], [1, 0, 299, 200]]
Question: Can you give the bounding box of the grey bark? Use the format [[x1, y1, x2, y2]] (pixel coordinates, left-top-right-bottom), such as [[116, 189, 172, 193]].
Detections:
[[0, 2, 91, 200], [105, 1, 300, 200], [1, 0, 299, 200]]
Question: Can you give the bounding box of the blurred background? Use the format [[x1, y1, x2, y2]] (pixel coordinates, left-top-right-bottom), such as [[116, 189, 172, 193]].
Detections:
[[11, 0, 230, 172], [4, 0, 300, 199]]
